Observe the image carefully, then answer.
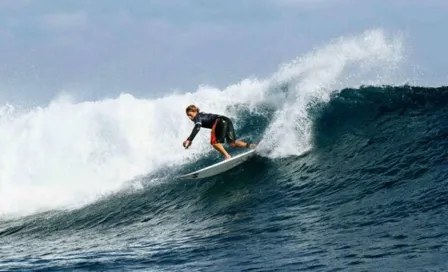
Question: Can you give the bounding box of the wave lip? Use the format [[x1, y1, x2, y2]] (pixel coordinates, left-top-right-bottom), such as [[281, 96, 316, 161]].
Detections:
[[258, 29, 404, 157]]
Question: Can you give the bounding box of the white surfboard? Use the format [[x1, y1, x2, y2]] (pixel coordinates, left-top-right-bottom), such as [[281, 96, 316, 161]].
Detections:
[[179, 149, 256, 180]]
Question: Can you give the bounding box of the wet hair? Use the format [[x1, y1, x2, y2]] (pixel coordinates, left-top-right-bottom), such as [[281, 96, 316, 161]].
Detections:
[[185, 104, 200, 113]]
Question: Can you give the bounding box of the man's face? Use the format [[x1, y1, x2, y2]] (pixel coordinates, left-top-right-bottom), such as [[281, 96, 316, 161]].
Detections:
[[187, 111, 197, 120]]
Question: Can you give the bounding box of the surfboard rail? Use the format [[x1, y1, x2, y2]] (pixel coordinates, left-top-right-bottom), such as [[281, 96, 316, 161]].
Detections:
[[178, 149, 256, 180]]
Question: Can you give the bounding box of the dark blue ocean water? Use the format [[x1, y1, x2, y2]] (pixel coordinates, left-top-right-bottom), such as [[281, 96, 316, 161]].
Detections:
[[1, 85, 448, 271]]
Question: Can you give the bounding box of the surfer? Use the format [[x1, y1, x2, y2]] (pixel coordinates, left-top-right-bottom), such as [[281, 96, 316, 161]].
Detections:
[[183, 105, 256, 160]]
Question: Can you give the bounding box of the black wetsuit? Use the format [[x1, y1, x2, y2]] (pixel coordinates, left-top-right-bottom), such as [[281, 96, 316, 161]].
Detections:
[[187, 112, 236, 144]]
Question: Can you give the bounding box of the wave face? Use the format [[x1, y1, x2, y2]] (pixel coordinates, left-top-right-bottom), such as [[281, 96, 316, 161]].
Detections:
[[3, 30, 448, 271]]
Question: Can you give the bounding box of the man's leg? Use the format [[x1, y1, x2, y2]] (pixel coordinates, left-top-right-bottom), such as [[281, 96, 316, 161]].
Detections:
[[229, 141, 256, 149], [225, 118, 256, 149], [212, 143, 231, 159], [211, 118, 232, 159], [229, 140, 248, 147]]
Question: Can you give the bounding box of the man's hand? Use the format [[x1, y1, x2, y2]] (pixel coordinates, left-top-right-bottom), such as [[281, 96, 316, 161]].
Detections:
[[183, 140, 191, 149]]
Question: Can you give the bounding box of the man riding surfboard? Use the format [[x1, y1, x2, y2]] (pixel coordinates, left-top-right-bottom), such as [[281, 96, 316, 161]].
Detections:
[[183, 105, 256, 160]]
